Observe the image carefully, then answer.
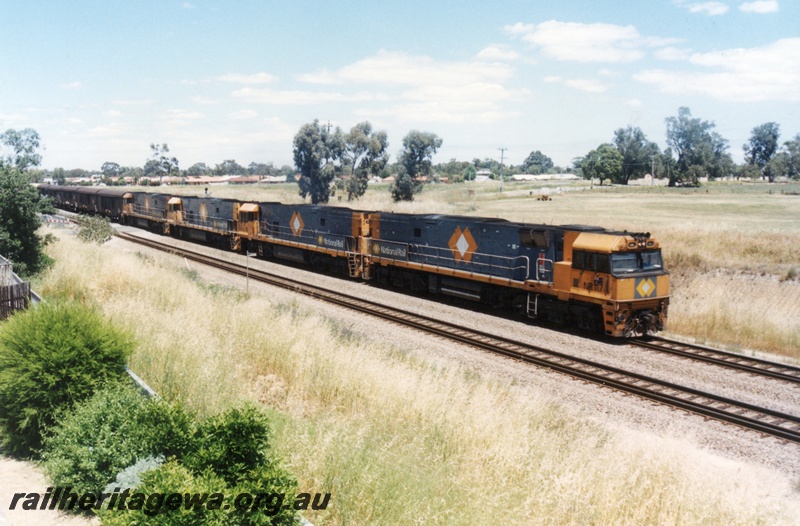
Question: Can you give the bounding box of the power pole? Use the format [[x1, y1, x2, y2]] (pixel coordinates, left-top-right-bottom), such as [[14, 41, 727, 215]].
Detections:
[[498, 147, 508, 192], [651, 156, 655, 185]]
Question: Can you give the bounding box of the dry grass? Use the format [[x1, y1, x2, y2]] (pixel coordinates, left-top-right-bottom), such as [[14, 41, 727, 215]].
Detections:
[[30, 230, 796, 525]]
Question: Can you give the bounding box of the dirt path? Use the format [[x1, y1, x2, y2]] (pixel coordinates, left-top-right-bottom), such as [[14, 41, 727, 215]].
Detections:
[[0, 457, 97, 526]]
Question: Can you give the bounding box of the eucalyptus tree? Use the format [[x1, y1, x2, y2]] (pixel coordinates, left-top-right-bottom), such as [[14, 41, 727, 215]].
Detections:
[[613, 126, 661, 184], [293, 120, 345, 204], [0, 128, 42, 171], [744, 122, 780, 181], [342, 121, 389, 200], [522, 150, 554, 174], [784, 134, 800, 180], [579, 144, 623, 186], [665, 107, 730, 186], [392, 130, 442, 201]]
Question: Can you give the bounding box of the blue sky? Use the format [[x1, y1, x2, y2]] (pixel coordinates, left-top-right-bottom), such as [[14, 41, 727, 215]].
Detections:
[[1, 0, 798, 171]]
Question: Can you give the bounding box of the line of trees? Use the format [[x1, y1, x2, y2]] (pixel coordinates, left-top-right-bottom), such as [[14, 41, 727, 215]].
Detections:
[[575, 107, 800, 186], [291, 120, 441, 204], [15, 105, 800, 212]]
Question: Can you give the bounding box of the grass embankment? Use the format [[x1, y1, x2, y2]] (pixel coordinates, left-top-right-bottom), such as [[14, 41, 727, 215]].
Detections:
[[32, 230, 792, 524]]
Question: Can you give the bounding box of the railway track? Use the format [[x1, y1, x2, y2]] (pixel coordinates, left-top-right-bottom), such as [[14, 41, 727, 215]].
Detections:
[[115, 230, 800, 444], [630, 336, 800, 384]]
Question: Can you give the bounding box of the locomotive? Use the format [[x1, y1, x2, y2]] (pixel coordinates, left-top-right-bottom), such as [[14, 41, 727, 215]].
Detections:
[[38, 185, 669, 337]]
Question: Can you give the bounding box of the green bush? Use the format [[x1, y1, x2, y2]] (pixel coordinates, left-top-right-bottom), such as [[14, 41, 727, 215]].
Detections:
[[41, 383, 194, 495], [75, 214, 115, 244], [99, 406, 299, 525], [0, 301, 133, 456], [97, 460, 231, 526], [99, 460, 299, 526], [183, 405, 281, 485]]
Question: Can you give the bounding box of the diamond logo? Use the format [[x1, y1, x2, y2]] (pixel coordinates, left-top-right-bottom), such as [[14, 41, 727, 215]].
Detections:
[[455, 234, 470, 257], [290, 211, 305, 237], [635, 277, 656, 298], [448, 226, 478, 263]]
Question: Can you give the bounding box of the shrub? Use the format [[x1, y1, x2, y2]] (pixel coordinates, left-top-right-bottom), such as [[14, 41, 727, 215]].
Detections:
[[100, 461, 298, 525], [99, 406, 299, 525], [75, 214, 115, 244], [0, 301, 133, 456], [41, 383, 194, 495], [97, 460, 230, 526], [183, 405, 283, 486]]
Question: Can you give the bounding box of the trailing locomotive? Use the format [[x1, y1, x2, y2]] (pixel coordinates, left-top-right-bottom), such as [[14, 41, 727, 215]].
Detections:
[[39, 185, 669, 337]]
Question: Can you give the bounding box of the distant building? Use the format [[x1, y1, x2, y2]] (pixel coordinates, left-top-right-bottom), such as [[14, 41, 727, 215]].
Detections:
[[511, 173, 581, 181], [228, 176, 260, 185], [259, 175, 288, 184], [185, 176, 231, 185]]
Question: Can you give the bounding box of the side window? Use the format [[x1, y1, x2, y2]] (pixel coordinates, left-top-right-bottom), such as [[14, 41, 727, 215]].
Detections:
[[320, 218, 326, 227], [413, 228, 422, 237], [572, 250, 585, 270], [585, 252, 597, 271], [597, 254, 611, 273]]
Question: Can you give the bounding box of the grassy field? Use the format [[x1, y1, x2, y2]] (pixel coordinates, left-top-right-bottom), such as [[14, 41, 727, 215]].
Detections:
[[30, 226, 796, 524], [145, 179, 800, 357]]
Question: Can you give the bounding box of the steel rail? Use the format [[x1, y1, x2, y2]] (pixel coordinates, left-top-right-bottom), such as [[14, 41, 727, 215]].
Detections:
[[630, 336, 800, 385], [115, 231, 800, 443]]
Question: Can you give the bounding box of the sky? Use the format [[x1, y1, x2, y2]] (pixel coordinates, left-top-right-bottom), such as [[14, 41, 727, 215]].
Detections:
[[1, 0, 798, 171]]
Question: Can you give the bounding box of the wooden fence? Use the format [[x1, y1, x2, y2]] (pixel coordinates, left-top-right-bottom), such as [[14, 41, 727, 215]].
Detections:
[[0, 282, 30, 320]]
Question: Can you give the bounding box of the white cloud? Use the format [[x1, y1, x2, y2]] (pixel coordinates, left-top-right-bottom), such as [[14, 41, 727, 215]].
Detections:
[[191, 96, 219, 105], [332, 50, 514, 87], [503, 23, 535, 36], [0, 113, 27, 126], [112, 99, 152, 106], [476, 45, 520, 61], [627, 98, 643, 107], [231, 87, 370, 105], [182, 2, 196, 9], [229, 110, 258, 119], [166, 109, 204, 119], [291, 50, 524, 124], [85, 123, 127, 138], [655, 46, 693, 60], [162, 109, 205, 128], [544, 76, 608, 93], [61, 81, 82, 89], [634, 37, 800, 102], [217, 73, 276, 84], [508, 20, 679, 63], [296, 69, 342, 85], [686, 2, 730, 15], [103, 110, 123, 118], [739, 0, 778, 13]]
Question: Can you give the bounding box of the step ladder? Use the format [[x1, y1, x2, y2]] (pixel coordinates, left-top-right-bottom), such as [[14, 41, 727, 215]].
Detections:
[[347, 253, 360, 278], [526, 293, 538, 318]]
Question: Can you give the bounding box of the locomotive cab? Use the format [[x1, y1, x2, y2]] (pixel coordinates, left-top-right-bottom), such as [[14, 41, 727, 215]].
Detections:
[[237, 203, 260, 236], [166, 197, 183, 223], [566, 231, 670, 336]]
